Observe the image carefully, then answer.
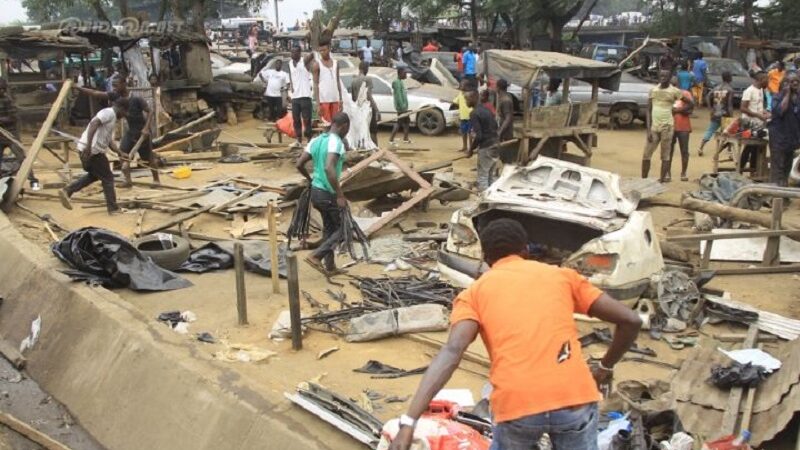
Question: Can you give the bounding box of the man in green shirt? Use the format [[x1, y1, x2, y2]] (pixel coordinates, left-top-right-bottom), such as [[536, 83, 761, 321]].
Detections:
[[642, 69, 692, 182], [295, 112, 351, 273], [389, 67, 411, 145]]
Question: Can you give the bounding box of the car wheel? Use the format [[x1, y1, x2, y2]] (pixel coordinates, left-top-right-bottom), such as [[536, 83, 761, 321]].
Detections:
[[417, 108, 446, 136], [134, 234, 191, 271], [612, 105, 635, 127]]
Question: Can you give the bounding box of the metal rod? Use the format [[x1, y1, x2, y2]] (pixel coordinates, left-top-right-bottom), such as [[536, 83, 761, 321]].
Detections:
[[268, 201, 280, 294], [286, 251, 302, 350], [234, 242, 248, 325]]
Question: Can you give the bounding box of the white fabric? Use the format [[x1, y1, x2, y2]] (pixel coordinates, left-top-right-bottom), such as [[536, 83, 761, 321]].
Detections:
[[360, 46, 373, 63], [742, 85, 765, 127], [343, 79, 377, 150], [257, 68, 289, 97], [316, 57, 340, 103], [78, 107, 117, 155], [289, 58, 312, 98]]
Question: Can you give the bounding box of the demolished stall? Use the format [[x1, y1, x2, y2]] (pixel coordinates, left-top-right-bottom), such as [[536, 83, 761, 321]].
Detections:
[[483, 50, 621, 166]]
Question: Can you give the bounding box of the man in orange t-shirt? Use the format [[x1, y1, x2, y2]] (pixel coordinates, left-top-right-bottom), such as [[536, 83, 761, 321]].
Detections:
[[388, 218, 642, 450], [768, 61, 786, 95]]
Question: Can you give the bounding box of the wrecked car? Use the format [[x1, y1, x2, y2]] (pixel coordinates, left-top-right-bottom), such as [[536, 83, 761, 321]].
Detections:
[[438, 157, 664, 299]]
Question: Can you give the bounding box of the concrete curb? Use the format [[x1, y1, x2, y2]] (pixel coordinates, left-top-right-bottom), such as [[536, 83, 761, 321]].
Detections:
[[0, 213, 356, 450]]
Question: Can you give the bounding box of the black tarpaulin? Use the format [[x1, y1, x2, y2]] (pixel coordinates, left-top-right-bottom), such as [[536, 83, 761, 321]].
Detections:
[[51, 227, 192, 291], [177, 240, 288, 278]]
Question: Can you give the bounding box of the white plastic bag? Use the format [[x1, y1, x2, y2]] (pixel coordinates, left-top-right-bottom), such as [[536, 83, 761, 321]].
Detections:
[[597, 417, 630, 450]]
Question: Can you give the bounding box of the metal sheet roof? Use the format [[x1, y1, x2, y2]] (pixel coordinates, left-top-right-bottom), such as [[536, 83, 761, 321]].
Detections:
[[483, 49, 621, 91]]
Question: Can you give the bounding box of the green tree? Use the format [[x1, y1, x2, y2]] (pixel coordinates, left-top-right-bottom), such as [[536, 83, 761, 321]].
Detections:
[[759, 0, 800, 40]]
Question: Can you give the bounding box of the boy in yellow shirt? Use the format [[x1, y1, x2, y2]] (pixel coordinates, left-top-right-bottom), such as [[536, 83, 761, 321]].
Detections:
[[453, 79, 473, 152]]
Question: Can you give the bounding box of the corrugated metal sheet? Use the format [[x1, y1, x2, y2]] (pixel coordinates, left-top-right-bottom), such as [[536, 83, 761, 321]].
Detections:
[[705, 294, 800, 340], [673, 340, 800, 445]]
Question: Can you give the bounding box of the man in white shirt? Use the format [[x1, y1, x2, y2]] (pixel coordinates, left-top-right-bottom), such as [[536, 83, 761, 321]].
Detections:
[[288, 46, 315, 148], [59, 97, 129, 214], [256, 59, 290, 121], [740, 70, 771, 171], [359, 39, 374, 64]]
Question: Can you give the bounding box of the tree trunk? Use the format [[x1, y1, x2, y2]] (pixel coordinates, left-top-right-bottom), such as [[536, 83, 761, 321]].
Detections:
[[117, 0, 130, 18], [680, 196, 800, 241], [191, 0, 207, 33], [469, 0, 479, 44], [571, 0, 599, 39], [87, 0, 111, 22], [158, 0, 168, 21], [742, 0, 755, 38], [679, 0, 689, 36]]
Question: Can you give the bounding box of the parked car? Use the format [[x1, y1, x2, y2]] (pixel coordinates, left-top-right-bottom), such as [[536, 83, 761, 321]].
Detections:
[[506, 73, 655, 127], [704, 57, 751, 105], [438, 157, 665, 300], [417, 51, 460, 79], [339, 66, 460, 136], [579, 43, 629, 65], [210, 52, 251, 78]]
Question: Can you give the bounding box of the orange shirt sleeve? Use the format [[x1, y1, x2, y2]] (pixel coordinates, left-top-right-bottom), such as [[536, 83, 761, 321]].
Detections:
[[450, 286, 479, 325], [566, 268, 603, 315]]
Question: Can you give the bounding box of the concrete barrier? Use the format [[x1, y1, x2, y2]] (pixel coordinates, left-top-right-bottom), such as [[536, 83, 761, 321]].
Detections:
[[0, 213, 360, 450]]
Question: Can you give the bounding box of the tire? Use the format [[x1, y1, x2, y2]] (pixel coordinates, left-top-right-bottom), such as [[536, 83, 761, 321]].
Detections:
[[612, 105, 636, 127], [416, 108, 446, 136], [134, 234, 191, 271]]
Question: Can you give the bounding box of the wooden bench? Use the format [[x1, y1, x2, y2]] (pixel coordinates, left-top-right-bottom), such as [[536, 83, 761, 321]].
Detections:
[[712, 134, 769, 181]]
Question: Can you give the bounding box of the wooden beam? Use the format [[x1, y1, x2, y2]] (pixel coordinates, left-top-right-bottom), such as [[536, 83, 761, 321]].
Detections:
[[139, 204, 215, 235], [719, 324, 758, 437], [0, 412, 72, 450], [710, 264, 800, 276], [681, 195, 800, 241], [209, 185, 261, 213], [153, 129, 217, 153], [667, 229, 798, 242], [762, 198, 783, 266], [152, 110, 216, 146], [2, 79, 73, 212]]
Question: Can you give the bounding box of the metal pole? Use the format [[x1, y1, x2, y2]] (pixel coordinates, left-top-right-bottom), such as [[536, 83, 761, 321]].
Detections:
[[286, 251, 302, 350], [234, 242, 248, 325], [268, 201, 280, 293], [274, 0, 280, 31]]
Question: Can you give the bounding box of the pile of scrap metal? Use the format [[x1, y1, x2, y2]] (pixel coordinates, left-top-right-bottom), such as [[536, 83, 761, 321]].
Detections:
[[300, 276, 460, 342]]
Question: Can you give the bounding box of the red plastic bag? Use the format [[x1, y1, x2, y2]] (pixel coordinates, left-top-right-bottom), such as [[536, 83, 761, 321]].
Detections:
[[378, 401, 490, 450], [275, 112, 296, 138]]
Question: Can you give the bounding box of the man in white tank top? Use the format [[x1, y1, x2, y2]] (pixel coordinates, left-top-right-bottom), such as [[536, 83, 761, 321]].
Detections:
[[288, 45, 315, 148], [312, 41, 343, 124]]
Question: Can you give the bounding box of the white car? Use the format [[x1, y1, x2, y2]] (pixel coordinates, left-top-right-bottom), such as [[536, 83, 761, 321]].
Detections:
[[339, 67, 460, 136], [210, 53, 251, 78], [262, 53, 361, 72], [438, 157, 664, 299]]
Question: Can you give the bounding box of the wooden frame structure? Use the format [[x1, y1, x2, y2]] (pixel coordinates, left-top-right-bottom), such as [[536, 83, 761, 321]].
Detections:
[[482, 50, 621, 167], [666, 199, 800, 275], [340, 149, 434, 236], [712, 134, 770, 181]]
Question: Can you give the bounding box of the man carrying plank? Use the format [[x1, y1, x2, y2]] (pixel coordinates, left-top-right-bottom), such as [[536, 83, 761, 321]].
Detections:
[[59, 97, 129, 214], [75, 78, 159, 186]]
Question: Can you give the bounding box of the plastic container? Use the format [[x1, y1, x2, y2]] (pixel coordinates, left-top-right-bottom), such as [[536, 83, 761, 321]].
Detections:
[[702, 431, 751, 450], [172, 166, 192, 179]]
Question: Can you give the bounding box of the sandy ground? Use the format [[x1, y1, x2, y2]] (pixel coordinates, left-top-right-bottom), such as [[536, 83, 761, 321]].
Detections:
[[7, 111, 800, 448]]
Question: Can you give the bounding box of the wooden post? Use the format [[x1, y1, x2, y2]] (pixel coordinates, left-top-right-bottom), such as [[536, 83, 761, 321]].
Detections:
[[719, 324, 758, 437], [268, 201, 280, 294], [286, 251, 302, 350], [234, 242, 248, 325], [762, 198, 783, 266], [2, 79, 73, 212]]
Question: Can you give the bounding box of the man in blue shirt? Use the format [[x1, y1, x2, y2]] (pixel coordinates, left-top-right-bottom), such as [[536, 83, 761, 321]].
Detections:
[[767, 73, 800, 186], [463, 45, 477, 80], [294, 112, 351, 273], [692, 52, 708, 106], [677, 61, 694, 91]]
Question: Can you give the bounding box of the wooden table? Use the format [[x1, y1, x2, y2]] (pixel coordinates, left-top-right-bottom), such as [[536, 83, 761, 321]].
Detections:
[[712, 134, 769, 181]]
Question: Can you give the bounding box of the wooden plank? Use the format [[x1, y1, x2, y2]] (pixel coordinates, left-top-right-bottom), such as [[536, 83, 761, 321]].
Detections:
[[710, 264, 800, 276], [0, 412, 72, 450], [0, 338, 26, 369], [152, 110, 216, 145], [209, 185, 261, 213], [719, 324, 758, 437], [364, 186, 434, 236], [762, 198, 783, 266], [667, 229, 798, 242], [701, 239, 713, 269], [268, 202, 280, 294], [739, 343, 762, 433], [139, 204, 215, 235], [153, 129, 217, 153], [2, 79, 72, 212]]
